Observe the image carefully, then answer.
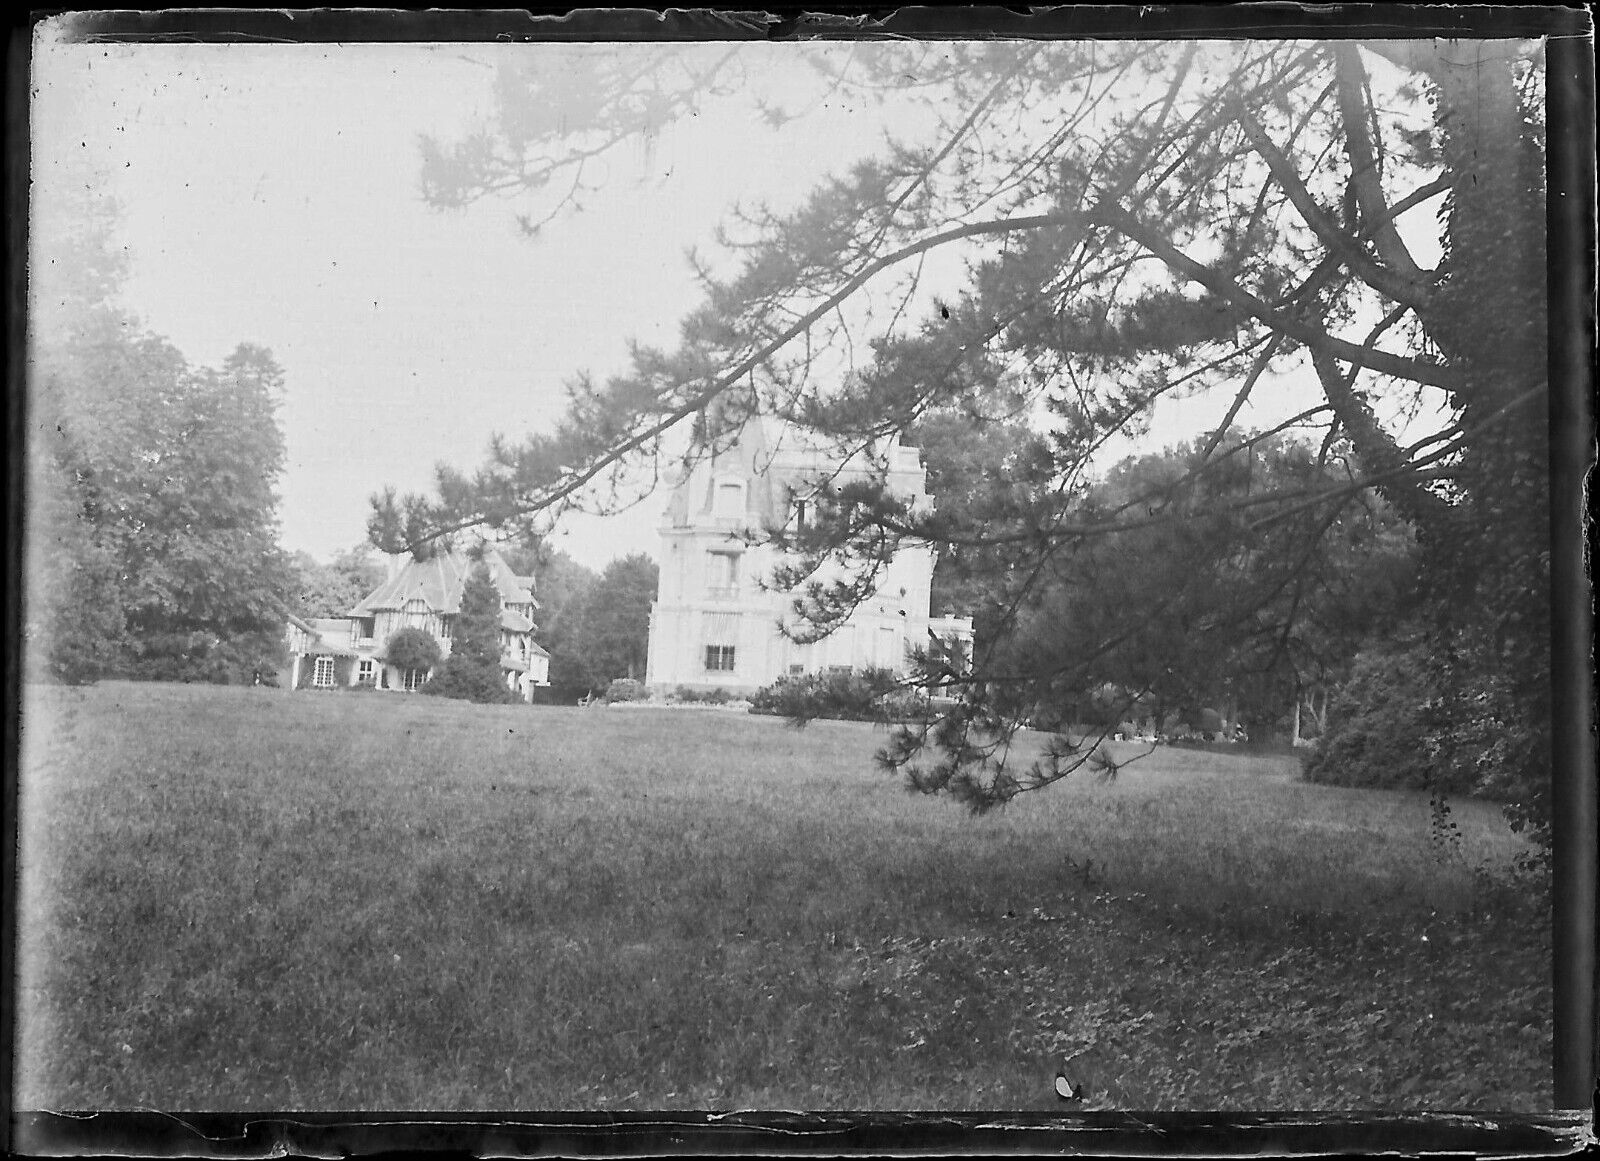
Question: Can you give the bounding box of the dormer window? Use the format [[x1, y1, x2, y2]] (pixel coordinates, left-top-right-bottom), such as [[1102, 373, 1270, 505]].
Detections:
[[712, 478, 745, 519]]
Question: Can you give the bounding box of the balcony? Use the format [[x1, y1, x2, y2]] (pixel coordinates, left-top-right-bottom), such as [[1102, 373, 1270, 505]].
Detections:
[[707, 585, 741, 602]]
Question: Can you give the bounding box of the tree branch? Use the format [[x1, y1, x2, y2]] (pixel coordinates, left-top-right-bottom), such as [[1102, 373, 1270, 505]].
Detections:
[[1235, 104, 1435, 309], [1333, 44, 1427, 284], [1094, 202, 1460, 391], [401, 211, 1087, 549]]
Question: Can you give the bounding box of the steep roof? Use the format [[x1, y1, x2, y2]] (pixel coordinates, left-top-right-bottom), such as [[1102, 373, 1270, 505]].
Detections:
[[347, 548, 538, 618], [664, 415, 929, 529], [287, 613, 362, 657]]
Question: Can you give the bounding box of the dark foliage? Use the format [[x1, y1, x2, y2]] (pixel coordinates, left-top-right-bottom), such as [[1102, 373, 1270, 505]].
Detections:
[[1301, 640, 1465, 794], [422, 562, 521, 704], [291, 547, 385, 620], [30, 318, 294, 685], [604, 678, 649, 703], [672, 686, 732, 704], [383, 627, 442, 675], [749, 667, 904, 723]]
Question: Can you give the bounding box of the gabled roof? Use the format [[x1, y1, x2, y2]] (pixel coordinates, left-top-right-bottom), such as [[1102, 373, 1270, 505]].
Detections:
[[286, 612, 362, 658], [347, 548, 538, 619], [501, 640, 552, 672]]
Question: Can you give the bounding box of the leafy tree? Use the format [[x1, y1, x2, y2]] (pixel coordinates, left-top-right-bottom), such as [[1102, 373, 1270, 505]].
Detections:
[[526, 553, 657, 696], [26, 440, 128, 684], [1302, 632, 1462, 795], [422, 561, 520, 703], [105, 345, 295, 682], [579, 553, 658, 682], [381, 39, 1554, 844], [29, 188, 294, 684], [992, 433, 1420, 743], [291, 546, 386, 620], [382, 626, 441, 676]]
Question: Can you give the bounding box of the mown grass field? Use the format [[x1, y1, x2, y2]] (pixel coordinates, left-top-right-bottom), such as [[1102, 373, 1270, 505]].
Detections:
[[16, 682, 1550, 1111]]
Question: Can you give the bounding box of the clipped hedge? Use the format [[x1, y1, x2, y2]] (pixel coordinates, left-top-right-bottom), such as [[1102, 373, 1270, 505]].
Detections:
[[605, 678, 650, 703], [673, 685, 732, 705], [748, 667, 905, 722]]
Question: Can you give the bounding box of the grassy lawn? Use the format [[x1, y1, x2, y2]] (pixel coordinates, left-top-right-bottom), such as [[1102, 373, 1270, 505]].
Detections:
[[16, 682, 1550, 1111]]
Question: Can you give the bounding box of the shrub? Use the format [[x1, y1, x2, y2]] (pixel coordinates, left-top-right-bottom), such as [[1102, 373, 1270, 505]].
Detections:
[[1302, 642, 1472, 795], [748, 667, 901, 723], [383, 627, 441, 674], [670, 685, 731, 705], [605, 678, 649, 703], [879, 687, 935, 723], [422, 664, 521, 705]]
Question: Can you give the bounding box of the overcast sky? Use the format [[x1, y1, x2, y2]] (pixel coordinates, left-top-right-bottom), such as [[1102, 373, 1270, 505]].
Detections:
[[32, 37, 928, 567], [31, 33, 1398, 572]]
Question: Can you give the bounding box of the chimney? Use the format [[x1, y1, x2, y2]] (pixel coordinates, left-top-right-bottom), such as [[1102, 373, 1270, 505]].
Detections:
[[384, 552, 405, 582]]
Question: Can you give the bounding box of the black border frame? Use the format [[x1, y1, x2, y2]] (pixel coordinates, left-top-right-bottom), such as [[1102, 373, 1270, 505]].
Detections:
[[6, 5, 1594, 1156]]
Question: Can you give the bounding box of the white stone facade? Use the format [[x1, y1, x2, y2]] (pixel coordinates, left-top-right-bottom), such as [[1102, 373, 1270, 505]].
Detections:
[[645, 417, 973, 694]]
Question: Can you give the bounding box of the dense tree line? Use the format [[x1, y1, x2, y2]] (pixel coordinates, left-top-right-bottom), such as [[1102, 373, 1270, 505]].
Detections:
[[498, 546, 657, 700]]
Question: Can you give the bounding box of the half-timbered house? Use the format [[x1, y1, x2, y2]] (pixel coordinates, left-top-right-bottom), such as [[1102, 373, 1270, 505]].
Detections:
[[286, 546, 550, 699]]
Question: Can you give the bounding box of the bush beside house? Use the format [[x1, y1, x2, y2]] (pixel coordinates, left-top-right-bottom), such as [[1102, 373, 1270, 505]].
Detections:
[[382, 628, 441, 685], [748, 668, 908, 723], [421, 562, 522, 705]]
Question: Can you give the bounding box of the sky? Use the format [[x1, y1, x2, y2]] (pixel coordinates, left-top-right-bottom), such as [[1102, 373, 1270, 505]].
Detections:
[[30, 33, 1442, 573], [32, 37, 933, 568]]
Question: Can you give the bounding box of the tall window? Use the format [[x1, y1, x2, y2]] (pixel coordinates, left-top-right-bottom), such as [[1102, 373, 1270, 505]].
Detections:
[[877, 625, 900, 668], [705, 645, 736, 672], [312, 656, 335, 688], [707, 550, 740, 600], [357, 659, 375, 685], [403, 667, 427, 692]]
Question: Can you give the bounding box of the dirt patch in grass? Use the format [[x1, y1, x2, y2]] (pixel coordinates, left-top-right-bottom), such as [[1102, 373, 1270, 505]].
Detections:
[[16, 683, 1550, 1110]]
